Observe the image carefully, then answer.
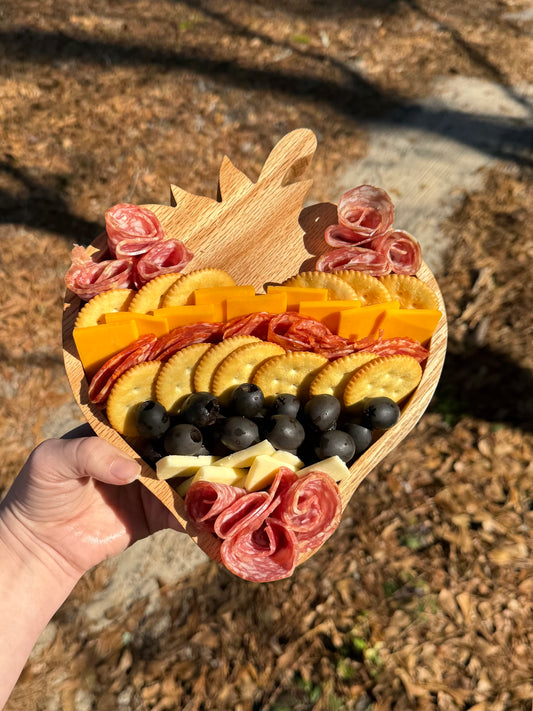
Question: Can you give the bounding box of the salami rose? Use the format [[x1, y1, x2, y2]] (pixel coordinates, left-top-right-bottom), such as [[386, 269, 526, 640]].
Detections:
[[220, 517, 298, 583], [105, 203, 165, 258], [65, 245, 135, 301], [135, 239, 194, 286], [316, 246, 391, 277], [278, 472, 342, 554], [185, 481, 247, 533], [371, 229, 422, 276], [337, 184, 394, 239], [324, 223, 374, 248]]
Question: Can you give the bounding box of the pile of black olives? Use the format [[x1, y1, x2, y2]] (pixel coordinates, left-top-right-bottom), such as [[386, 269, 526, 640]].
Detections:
[[134, 383, 401, 467]]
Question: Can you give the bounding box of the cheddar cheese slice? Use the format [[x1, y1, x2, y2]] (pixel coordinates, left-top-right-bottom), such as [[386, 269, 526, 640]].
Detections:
[[73, 321, 140, 376], [152, 304, 216, 330], [194, 285, 256, 322], [266, 285, 328, 311], [225, 292, 287, 321], [103, 311, 168, 337], [299, 299, 362, 334], [377, 308, 442, 343], [337, 300, 400, 340]]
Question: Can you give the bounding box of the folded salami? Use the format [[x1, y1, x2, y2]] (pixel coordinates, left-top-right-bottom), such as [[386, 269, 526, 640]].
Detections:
[[105, 203, 166, 257]]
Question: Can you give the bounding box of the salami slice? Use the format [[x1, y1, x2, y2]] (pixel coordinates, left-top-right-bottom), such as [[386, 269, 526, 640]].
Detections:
[[65, 245, 136, 301], [105, 203, 165, 258], [316, 246, 391, 277], [278, 472, 342, 554], [223, 312, 275, 340], [371, 230, 422, 276], [220, 517, 298, 583], [135, 239, 194, 286], [267, 312, 356, 359], [213, 490, 277, 539], [356, 336, 429, 363], [337, 185, 394, 239], [185, 481, 247, 533], [88, 334, 159, 405], [152, 322, 224, 361], [324, 223, 374, 248]]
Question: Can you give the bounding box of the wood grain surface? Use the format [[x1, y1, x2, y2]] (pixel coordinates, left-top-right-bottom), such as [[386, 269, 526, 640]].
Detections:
[[62, 129, 448, 566]]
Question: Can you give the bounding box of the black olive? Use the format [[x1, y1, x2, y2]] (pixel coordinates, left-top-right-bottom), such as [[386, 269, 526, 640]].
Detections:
[[180, 392, 220, 428], [221, 416, 260, 452], [338, 421, 373, 456], [266, 414, 305, 451], [304, 394, 341, 431], [315, 430, 355, 463], [361, 397, 401, 430], [270, 393, 301, 418], [164, 423, 203, 456], [229, 383, 265, 418], [135, 400, 171, 439]]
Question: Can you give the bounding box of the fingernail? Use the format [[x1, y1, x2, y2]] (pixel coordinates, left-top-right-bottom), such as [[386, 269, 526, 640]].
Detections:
[[111, 456, 142, 483]]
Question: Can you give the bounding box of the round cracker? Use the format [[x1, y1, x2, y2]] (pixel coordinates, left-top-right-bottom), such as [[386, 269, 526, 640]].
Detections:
[[212, 341, 286, 405], [107, 361, 162, 436], [128, 273, 184, 314], [75, 289, 135, 328], [282, 271, 357, 300], [252, 351, 328, 401], [334, 270, 392, 306], [343, 354, 422, 412], [193, 335, 261, 392], [156, 342, 212, 414], [162, 268, 235, 307], [309, 352, 377, 399], [380, 274, 439, 310]]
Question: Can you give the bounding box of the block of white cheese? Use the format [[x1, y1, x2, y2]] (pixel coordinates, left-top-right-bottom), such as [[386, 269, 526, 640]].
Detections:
[[215, 440, 275, 469], [156, 455, 218, 480], [296, 455, 350, 482], [244, 454, 295, 492], [176, 465, 247, 498], [271, 450, 303, 470]]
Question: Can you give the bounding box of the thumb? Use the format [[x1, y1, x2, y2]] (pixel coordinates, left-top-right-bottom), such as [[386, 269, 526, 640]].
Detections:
[[29, 437, 142, 486]]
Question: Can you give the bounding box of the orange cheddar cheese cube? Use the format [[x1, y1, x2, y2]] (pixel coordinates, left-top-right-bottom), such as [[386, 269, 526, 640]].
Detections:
[[377, 308, 442, 343], [152, 304, 216, 330], [194, 285, 256, 322], [299, 300, 362, 334], [337, 300, 400, 340], [104, 311, 169, 337], [73, 320, 140, 376], [226, 293, 287, 321], [266, 285, 328, 311]]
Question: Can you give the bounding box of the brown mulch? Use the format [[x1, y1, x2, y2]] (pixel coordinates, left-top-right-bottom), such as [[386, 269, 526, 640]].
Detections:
[[2, 1, 533, 710]]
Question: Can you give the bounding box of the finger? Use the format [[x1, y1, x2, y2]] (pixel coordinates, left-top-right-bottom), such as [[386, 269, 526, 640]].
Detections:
[[29, 437, 142, 486]]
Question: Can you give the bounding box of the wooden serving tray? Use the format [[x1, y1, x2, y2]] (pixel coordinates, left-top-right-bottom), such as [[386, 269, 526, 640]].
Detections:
[[62, 129, 447, 565]]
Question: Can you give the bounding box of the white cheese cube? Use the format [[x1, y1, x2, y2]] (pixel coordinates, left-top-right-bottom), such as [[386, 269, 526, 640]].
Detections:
[[215, 440, 275, 468], [156, 455, 218, 480], [296, 455, 350, 482], [193, 465, 247, 485], [244, 455, 289, 492], [272, 450, 304, 470]]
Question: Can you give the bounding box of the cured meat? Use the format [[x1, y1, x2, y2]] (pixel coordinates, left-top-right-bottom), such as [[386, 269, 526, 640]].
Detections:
[[278, 472, 342, 554], [65, 245, 135, 301], [267, 312, 357, 359], [223, 312, 275, 340], [105, 203, 166, 258], [371, 229, 422, 276], [185, 481, 247, 533], [316, 246, 391, 277], [135, 239, 194, 286], [324, 223, 374, 248], [88, 334, 159, 405], [220, 517, 298, 583], [337, 185, 394, 239], [152, 322, 224, 361], [356, 336, 429, 363]]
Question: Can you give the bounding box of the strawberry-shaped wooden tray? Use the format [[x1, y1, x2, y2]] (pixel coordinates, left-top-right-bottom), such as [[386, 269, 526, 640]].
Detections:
[[63, 128, 447, 568]]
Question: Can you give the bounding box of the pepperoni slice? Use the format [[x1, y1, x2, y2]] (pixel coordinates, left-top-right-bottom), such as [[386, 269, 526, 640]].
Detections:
[[277, 472, 342, 554], [220, 516, 298, 583], [64, 245, 135, 301], [88, 334, 159, 405], [371, 229, 422, 276], [135, 239, 194, 286], [316, 246, 391, 277], [185, 481, 247, 533], [105, 203, 165, 257], [337, 184, 394, 239]]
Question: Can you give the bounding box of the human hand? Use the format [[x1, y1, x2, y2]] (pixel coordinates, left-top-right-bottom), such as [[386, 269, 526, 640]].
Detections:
[[0, 427, 182, 581]]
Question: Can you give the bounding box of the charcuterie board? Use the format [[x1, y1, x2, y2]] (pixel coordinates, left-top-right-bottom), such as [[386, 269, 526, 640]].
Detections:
[[62, 128, 447, 572]]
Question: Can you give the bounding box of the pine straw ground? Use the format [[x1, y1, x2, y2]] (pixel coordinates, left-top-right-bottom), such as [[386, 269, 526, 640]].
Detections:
[[1, 0, 533, 709]]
